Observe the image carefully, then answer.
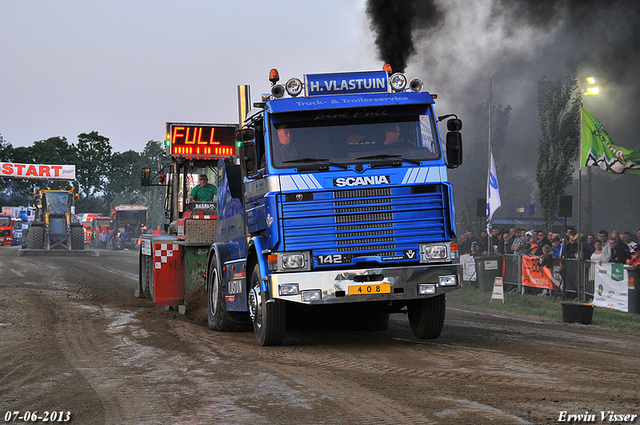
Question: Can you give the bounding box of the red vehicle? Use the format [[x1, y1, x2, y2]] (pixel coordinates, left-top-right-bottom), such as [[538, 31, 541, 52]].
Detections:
[[79, 213, 102, 244], [92, 216, 112, 235], [0, 215, 13, 246]]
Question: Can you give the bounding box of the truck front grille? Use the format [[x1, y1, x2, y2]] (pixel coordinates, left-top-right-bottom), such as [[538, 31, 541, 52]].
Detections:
[[281, 185, 450, 262]]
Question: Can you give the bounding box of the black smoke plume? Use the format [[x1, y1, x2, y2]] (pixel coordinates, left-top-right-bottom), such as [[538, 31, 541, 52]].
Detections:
[[366, 0, 441, 72]]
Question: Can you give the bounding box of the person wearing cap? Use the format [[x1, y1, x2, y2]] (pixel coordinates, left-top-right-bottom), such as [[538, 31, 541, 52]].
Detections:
[[564, 234, 579, 259], [528, 243, 541, 256], [628, 246, 640, 268], [189, 174, 217, 202], [524, 231, 538, 255]]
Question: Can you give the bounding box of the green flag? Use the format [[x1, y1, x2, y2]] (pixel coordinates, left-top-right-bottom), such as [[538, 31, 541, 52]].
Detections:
[[581, 108, 640, 174]]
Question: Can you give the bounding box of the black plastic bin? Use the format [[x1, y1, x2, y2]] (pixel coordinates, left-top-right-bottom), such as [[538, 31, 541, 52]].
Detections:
[[561, 303, 594, 324], [475, 255, 503, 293]]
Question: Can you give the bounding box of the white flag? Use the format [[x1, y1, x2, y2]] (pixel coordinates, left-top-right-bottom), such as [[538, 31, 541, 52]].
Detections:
[[486, 153, 501, 226]]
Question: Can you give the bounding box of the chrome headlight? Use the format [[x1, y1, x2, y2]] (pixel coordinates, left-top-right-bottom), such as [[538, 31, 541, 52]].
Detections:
[[285, 78, 303, 97], [282, 253, 305, 268], [278, 283, 299, 296], [389, 73, 407, 92], [419, 242, 450, 263], [272, 251, 311, 272], [438, 275, 457, 287]]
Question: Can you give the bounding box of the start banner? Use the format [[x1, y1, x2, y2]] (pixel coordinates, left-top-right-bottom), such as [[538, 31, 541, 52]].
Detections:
[[1, 162, 75, 181]]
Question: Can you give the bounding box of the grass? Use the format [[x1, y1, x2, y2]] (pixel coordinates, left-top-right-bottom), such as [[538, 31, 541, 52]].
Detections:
[[447, 286, 640, 333]]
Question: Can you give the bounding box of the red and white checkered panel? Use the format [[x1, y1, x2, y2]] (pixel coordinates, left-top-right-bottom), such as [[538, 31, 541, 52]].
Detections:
[[152, 242, 184, 306], [155, 243, 179, 269]]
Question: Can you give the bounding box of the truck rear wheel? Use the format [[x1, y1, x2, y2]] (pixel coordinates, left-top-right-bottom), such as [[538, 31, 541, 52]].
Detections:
[[207, 257, 251, 332], [248, 264, 286, 346], [27, 225, 44, 250], [407, 294, 446, 339]]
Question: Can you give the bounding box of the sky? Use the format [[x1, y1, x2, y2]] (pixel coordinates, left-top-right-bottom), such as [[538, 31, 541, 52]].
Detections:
[[0, 0, 377, 152], [2, 0, 640, 162]]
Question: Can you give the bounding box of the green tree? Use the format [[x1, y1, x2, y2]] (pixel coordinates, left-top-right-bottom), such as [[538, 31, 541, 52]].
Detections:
[[75, 131, 112, 197], [0, 134, 10, 161], [104, 150, 142, 207], [0, 134, 16, 205], [536, 72, 582, 230]]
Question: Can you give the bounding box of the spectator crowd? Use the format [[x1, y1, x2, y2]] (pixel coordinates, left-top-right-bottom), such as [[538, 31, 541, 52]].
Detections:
[[89, 222, 151, 250], [456, 227, 640, 268]]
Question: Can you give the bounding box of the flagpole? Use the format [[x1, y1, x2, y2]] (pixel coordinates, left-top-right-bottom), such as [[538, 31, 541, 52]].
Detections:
[[578, 104, 583, 300], [487, 79, 492, 253]]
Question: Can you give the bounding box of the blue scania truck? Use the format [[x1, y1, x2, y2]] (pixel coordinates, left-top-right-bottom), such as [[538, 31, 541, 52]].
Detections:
[[140, 66, 463, 346]]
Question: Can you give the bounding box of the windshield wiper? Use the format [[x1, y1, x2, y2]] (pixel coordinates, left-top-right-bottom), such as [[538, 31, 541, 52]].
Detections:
[[355, 154, 421, 166], [281, 157, 348, 169]]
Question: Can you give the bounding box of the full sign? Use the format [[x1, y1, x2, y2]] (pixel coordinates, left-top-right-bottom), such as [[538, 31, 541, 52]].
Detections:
[[167, 123, 236, 158]]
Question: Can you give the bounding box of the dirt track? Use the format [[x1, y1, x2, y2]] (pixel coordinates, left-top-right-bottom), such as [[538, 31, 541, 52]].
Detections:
[[1, 246, 639, 424]]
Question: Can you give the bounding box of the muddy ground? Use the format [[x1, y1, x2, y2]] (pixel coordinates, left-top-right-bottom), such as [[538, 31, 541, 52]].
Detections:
[[0, 246, 638, 424]]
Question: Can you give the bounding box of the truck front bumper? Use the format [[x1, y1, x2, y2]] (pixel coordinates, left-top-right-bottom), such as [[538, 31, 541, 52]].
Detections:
[[268, 264, 460, 305]]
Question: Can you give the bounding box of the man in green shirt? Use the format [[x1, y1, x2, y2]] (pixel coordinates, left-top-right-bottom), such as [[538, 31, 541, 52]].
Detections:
[[189, 174, 217, 202]]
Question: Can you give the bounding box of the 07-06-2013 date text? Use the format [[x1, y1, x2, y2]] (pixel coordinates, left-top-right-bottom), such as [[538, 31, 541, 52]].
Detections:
[[4, 411, 71, 422]]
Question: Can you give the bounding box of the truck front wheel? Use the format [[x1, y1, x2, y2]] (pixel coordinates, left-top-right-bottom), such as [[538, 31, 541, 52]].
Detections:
[[248, 264, 286, 346], [407, 294, 446, 339]]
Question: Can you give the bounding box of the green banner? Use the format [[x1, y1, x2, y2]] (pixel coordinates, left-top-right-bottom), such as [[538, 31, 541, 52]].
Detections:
[[581, 108, 640, 174]]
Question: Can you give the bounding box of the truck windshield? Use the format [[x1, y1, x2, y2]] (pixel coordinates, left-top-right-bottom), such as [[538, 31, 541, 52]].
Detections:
[[0, 217, 11, 227], [269, 112, 440, 168]]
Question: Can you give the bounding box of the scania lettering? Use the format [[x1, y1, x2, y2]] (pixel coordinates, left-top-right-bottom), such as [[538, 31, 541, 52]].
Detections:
[[334, 176, 391, 187], [138, 66, 463, 346]]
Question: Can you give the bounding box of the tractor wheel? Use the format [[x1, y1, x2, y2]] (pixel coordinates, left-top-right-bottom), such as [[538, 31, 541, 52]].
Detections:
[[71, 225, 84, 250], [207, 256, 251, 332], [248, 264, 286, 346], [143, 255, 153, 299], [138, 253, 150, 299], [27, 225, 44, 250], [407, 294, 446, 339]]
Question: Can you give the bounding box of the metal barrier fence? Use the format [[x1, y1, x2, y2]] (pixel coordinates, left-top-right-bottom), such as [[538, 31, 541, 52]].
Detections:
[[483, 254, 598, 301]]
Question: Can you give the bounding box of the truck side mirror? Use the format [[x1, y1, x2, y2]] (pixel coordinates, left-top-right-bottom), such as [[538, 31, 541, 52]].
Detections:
[[235, 128, 256, 142], [241, 141, 259, 177], [141, 168, 151, 186], [445, 119, 463, 169]]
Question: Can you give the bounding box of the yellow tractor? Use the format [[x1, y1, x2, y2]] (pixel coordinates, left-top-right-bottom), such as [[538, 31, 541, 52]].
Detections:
[[27, 189, 85, 250]]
